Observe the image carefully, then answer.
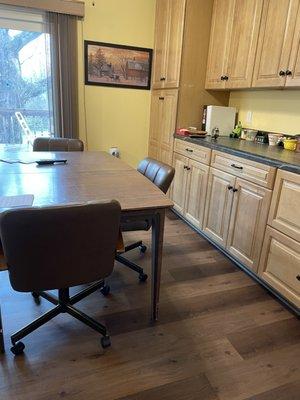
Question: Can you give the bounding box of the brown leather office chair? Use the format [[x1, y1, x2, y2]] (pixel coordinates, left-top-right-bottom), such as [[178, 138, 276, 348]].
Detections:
[[33, 137, 84, 152], [0, 201, 121, 355], [116, 157, 175, 281]]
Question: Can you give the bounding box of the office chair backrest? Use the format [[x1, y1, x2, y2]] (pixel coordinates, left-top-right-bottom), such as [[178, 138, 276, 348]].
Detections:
[[0, 201, 121, 292], [137, 157, 175, 194], [33, 137, 84, 152]]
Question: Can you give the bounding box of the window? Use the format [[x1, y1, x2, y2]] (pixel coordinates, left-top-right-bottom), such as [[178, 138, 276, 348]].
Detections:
[[0, 5, 56, 150]]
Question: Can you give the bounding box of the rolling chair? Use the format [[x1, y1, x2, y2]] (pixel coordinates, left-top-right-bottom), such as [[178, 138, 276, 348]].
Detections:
[[0, 201, 121, 355], [116, 157, 175, 281], [33, 137, 84, 152]]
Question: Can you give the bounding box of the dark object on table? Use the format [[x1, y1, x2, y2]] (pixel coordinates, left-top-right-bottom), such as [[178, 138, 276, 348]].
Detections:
[[255, 131, 269, 144], [211, 127, 219, 140]]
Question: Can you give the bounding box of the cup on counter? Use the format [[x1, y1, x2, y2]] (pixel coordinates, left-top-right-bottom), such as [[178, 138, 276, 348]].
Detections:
[[268, 133, 281, 146], [244, 129, 258, 141], [283, 138, 298, 151]]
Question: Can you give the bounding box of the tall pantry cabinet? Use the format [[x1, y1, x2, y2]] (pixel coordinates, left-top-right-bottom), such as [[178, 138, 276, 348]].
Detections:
[[148, 0, 229, 166]]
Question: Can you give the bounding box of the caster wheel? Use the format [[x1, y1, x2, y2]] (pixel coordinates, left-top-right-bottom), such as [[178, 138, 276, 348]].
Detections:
[[139, 244, 147, 254], [100, 285, 110, 296], [139, 273, 148, 282], [101, 336, 111, 349], [31, 292, 39, 299], [11, 341, 25, 356]]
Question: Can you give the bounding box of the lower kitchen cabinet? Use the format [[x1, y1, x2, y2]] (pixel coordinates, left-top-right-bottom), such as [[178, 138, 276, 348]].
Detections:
[[184, 159, 209, 229], [226, 178, 272, 271], [203, 168, 235, 247], [172, 153, 209, 228], [258, 226, 300, 308]]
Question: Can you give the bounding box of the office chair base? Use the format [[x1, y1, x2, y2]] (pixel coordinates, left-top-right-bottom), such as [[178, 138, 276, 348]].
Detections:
[[100, 284, 110, 296], [11, 282, 110, 355], [115, 254, 148, 282]]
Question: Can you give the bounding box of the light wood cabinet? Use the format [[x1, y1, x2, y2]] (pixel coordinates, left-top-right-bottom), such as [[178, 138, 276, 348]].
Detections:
[[172, 152, 189, 214], [184, 160, 209, 229], [206, 0, 263, 89], [226, 178, 272, 271], [268, 169, 300, 242], [148, 89, 178, 165], [152, 0, 186, 89], [203, 168, 235, 247], [252, 0, 299, 88], [259, 226, 300, 308], [286, 5, 300, 87]]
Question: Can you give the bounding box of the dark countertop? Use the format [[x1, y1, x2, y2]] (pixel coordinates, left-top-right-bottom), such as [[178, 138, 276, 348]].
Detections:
[[174, 134, 300, 174]]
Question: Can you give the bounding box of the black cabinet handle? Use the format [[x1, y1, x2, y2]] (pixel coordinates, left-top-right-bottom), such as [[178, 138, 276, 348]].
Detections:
[[286, 70, 292, 76], [186, 167, 191, 171], [297, 275, 300, 281], [279, 70, 286, 76], [160, 77, 166, 81], [232, 188, 238, 193], [159, 97, 164, 100], [231, 163, 243, 170], [227, 185, 233, 190], [220, 75, 228, 81], [185, 148, 193, 153], [184, 165, 191, 171]]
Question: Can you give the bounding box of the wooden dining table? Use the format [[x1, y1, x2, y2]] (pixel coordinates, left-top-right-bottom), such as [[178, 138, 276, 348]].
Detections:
[[0, 150, 173, 352]]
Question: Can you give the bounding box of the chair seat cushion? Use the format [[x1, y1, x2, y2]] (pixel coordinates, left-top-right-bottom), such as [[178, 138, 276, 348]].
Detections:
[[121, 219, 151, 232]]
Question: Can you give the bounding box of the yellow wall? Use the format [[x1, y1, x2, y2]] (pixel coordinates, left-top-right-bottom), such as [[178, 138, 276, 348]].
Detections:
[[78, 0, 156, 167], [229, 90, 300, 136]]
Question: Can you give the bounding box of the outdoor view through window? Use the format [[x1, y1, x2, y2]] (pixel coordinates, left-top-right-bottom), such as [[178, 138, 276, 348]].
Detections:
[[0, 6, 55, 149]]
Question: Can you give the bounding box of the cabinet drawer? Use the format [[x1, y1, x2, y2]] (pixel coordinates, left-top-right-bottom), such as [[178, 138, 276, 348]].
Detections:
[[211, 150, 276, 188], [174, 139, 211, 165], [258, 226, 300, 308], [268, 169, 300, 242]]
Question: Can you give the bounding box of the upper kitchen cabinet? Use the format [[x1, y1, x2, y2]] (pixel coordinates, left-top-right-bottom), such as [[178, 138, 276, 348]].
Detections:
[[286, 4, 300, 87], [152, 0, 186, 89], [252, 0, 299, 88], [205, 0, 263, 90]]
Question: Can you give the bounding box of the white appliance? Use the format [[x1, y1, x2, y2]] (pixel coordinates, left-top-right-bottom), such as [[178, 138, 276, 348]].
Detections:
[[205, 106, 236, 136]]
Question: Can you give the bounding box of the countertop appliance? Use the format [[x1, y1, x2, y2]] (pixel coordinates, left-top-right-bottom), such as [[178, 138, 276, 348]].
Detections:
[[204, 105, 236, 136]]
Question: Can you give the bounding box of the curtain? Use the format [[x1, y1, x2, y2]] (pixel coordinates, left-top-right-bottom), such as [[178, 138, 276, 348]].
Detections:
[[47, 13, 79, 139]]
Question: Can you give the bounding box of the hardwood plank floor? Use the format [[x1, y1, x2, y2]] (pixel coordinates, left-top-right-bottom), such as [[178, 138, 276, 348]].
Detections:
[[0, 211, 299, 400]]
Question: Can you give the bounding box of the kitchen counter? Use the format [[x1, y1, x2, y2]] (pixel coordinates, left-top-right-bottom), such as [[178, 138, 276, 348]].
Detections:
[[174, 134, 300, 174]]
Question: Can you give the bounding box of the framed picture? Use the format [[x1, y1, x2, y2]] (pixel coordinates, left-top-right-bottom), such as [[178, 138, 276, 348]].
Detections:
[[84, 41, 153, 90]]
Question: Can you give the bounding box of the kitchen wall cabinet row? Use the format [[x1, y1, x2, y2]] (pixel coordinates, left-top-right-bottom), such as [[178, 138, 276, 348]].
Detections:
[[206, 0, 300, 89], [148, 0, 229, 165], [172, 139, 300, 309]]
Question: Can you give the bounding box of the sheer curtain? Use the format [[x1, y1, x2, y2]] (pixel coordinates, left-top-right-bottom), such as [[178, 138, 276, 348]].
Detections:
[[47, 13, 79, 139]]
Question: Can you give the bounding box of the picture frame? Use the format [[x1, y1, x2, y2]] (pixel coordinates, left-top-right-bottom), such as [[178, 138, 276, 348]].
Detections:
[[84, 41, 153, 90]]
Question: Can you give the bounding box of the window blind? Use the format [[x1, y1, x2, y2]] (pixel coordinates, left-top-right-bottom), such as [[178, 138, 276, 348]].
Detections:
[[0, 0, 84, 17]]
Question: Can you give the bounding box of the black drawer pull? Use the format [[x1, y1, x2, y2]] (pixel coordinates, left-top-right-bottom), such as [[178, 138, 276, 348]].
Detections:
[[279, 70, 286, 76], [286, 70, 292, 76], [297, 275, 300, 281], [159, 97, 164, 100], [160, 77, 166, 81], [232, 188, 238, 193], [231, 163, 243, 170], [185, 148, 193, 153], [227, 185, 233, 190]]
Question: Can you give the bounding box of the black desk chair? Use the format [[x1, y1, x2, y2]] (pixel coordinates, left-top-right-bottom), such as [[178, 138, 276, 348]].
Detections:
[[0, 201, 121, 355], [33, 137, 84, 152], [116, 158, 175, 281]]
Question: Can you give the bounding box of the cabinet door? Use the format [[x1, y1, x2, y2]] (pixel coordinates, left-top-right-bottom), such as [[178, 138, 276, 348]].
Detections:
[[184, 160, 209, 229], [252, 0, 299, 88], [152, 0, 169, 89], [205, 0, 234, 89], [258, 226, 300, 308], [172, 152, 189, 214], [148, 91, 163, 160], [268, 169, 300, 242], [226, 178, 272, 272], [159, 89, 178, 165], [225, 0, 263, 89], [286, 5, 300, 87], [203, 168, 235, 247], [164, 0, 186, 89]]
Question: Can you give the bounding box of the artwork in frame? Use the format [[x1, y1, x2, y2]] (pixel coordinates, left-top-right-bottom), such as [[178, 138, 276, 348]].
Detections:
[[85, 41, 153, 90]]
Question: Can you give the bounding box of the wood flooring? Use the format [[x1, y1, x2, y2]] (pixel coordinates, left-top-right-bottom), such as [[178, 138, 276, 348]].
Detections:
[[0, 211, 299, 400]]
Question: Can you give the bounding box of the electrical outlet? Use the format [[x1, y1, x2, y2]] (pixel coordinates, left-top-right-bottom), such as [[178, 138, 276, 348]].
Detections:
[[246, 111, 252, 124]]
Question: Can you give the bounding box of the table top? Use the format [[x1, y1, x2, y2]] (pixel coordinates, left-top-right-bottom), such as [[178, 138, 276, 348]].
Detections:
[[0, 151, 173, 212]]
